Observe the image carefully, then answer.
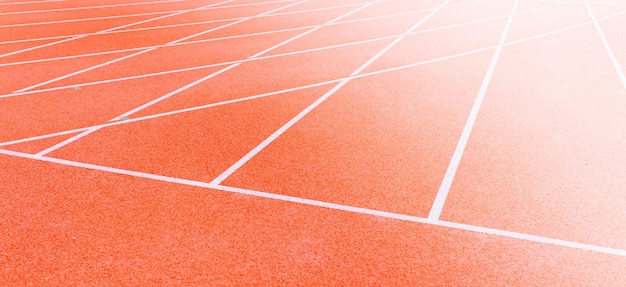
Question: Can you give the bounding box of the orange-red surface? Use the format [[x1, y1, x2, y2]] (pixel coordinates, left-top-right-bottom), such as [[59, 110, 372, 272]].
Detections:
[[2, 154, 626, 285], [1, 0, 626, 285]]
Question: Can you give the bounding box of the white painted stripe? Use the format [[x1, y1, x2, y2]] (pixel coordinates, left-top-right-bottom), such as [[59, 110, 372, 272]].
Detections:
[[210, 0, 453, 185], [0, 0, 235, 60], [0, 148, 623, 257], [0, 0, 183, 16], [583, 0, 626, 90], [36, 1, 379, 155], [12, 0, 306, 93], [428, 0, 520, 221]]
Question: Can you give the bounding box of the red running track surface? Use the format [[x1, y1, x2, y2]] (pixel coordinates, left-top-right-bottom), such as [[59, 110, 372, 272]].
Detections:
[[1, 0, 626, 285]]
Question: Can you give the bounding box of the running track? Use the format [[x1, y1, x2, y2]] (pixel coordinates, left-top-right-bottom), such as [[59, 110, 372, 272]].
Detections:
[[1, 0, 626, 285]]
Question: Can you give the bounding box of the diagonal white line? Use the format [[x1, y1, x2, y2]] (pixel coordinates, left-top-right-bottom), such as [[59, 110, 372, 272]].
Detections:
[[583, 0, 626, 90], [428, 0, 520, 221], [0, 0, 236, 60], [35, 0, 380, 156], [0, 148, 624, 257], [209, 0, 453, 186]]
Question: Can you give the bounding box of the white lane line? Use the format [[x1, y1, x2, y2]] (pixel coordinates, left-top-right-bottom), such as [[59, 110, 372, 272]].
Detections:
[[583, 0, 626, 90], [0, 0, 236, 60], [428, 0, 520, 221], [3, 5, 626, 147], [12, 0, 307, 93], [0, 0, 296, 30], [209, 0, 452, 186], [0, 0, 183, 15], [0, 148, 623, 257], [36, 1, 379, 155]]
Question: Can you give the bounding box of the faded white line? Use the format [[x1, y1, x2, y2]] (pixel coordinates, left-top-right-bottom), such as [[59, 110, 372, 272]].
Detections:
[[428, 0, 520, 221]]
